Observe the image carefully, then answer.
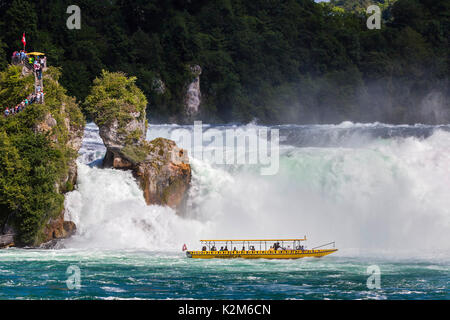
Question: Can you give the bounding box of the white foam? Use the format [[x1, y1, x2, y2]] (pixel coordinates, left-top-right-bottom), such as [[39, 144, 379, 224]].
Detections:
[[64, 123, 450, 257]]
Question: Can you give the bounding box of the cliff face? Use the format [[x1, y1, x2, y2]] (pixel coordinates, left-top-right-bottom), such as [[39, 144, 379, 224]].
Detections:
[[38, 103, 83, 244], [184, 65, 202, 117], [0, 65, 85, 248], [99, 109, 147, 160], [99, 111, 191, 211], [131, 138, 191, 209]]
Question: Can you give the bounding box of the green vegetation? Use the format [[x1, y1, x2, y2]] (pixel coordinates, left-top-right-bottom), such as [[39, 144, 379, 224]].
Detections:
[[84, 70, 147, 128], [0, 65, 34, 107], [330, 0, 398, 15], [85, 70, 151, 164], [0, 65, 84, 246], [0, 0, 449, 124], [121, 144, 151, 164]]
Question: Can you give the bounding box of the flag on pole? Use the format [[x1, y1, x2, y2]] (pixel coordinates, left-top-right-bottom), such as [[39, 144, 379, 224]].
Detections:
[[182, 244, 187, 251], [21, 33, 26, 49]]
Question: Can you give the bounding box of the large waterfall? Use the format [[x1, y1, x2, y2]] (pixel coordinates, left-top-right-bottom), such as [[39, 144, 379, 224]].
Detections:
[[64, 122, 450, 258]]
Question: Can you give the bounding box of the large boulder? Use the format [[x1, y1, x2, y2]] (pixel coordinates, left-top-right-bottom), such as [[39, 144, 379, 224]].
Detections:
[[43, 213, 77, 242], [86, 71, 191, 212], [133, 138, 191, 209], [103, 136, 191, 211], [0, 223, 15, 248], [98, 111, 147, 151]]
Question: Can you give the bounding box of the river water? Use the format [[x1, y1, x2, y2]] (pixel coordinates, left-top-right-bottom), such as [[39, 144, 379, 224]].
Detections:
[[0, 122, 449, 299]]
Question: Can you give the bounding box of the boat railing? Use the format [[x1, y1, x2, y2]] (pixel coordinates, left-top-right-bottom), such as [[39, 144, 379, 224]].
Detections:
[[311, 241, 335, 250]]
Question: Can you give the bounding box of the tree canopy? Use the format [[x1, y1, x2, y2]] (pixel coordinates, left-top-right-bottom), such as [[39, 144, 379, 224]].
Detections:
[[0, 0, 448, 124]]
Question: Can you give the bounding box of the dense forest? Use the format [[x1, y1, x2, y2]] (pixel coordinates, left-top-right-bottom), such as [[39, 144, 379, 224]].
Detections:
[[0, 0, 448, 124]]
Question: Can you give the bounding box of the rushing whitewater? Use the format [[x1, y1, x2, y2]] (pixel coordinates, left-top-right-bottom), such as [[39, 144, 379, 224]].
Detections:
[[64, 122, 450, 258], [2, 122, 449, 300]]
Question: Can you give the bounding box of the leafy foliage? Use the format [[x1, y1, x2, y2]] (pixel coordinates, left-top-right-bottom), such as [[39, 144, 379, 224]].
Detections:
[[0, 0, 448, 124], [84, 70, 148, 127], [0, 65, 84, 246]]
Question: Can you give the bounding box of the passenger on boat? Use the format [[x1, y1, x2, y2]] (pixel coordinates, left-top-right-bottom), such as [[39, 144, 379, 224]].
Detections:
[[202, 246, 207, 251], [242, 246, 245, 251], [211, 246, 217, 251], [224, 246, 228, 251], [233, 247, 237, 251], [220, 246, 224, 251]]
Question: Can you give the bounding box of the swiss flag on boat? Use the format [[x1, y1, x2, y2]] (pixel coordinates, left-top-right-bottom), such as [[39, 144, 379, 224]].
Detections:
[[182, 244, 187, 251], [21, 33, 26, 47]]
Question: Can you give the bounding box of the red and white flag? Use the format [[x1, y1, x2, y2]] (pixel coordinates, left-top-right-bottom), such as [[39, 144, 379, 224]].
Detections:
[[21, 33, 26, 48], [182, 244, 187, 251]]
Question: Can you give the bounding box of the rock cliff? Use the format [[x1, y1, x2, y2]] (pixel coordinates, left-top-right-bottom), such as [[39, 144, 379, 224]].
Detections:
[[86, 71, 191, 212], [0, 65, 85, 248], [184, 65, 202, 117], [98, 108, 191, 210], [103, 136, 191, 210]]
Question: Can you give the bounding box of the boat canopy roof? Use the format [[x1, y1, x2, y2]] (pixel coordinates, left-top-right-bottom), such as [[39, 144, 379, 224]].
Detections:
[[200, 237, 307, 242]]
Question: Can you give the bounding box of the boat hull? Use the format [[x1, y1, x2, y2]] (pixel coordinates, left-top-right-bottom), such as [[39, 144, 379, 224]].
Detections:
[[186, 249, 337, 259]]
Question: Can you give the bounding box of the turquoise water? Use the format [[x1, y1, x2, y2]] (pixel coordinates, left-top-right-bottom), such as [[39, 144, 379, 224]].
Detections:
[[0, 249, 448, 299], [2, 123, 449, 300]]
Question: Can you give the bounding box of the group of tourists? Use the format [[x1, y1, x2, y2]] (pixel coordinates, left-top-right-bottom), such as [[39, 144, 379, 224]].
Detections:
[[270, 242, 304, 251], [11, 50, 27, 64], [12, 51, 47, 79], [12, 51, 46, 67], [3, 91, 44, 117], [4, 50, 47, 117], [201, 243, 306, 252]]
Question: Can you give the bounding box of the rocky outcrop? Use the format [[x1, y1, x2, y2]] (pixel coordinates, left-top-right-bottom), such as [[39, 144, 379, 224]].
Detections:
[[33, 112, 57, 137], [153, 78, 166, 95], [98, 109, 191, 211], [43, 213, 77, 243], [0, 105, 83, 249], [0, 65, 85, 248], [0, 222, 15, 248], [184, 65, 202, 117], [103, 138, 191, 210], [62, 103, 86, 193], [133, 139, 191, 209], [99, 113, 147, 151], [0, 234, 14, 248], [32, 104, 84, 244], [32, 104, 83, 194]]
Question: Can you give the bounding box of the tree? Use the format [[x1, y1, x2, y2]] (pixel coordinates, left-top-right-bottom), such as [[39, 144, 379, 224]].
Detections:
[[84, 70, 148, 127]]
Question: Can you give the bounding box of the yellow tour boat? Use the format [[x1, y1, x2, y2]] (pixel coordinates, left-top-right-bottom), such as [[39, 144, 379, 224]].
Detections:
[[185, 237, 337, 259]]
